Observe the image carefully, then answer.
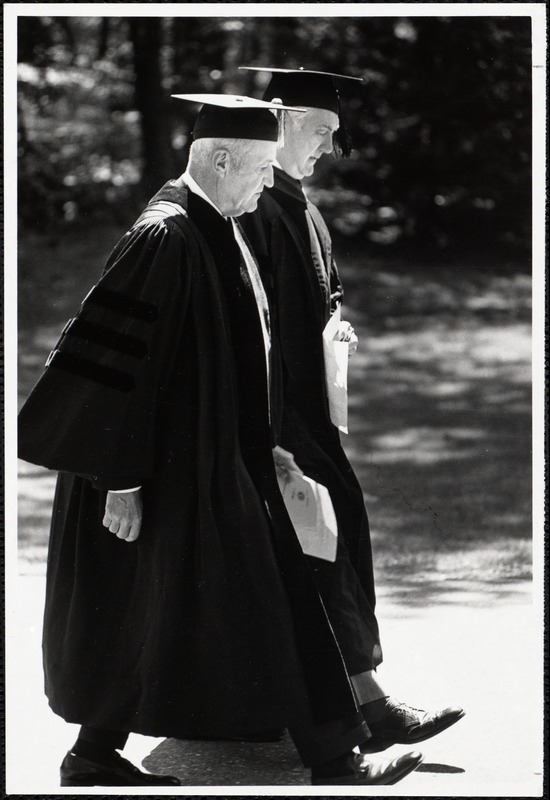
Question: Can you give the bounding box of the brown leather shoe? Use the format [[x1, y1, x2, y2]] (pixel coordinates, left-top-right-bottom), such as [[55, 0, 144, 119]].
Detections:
[[360, 701, 465, 752], [60, 751, 181, 786], [311, 750, 423, 785]]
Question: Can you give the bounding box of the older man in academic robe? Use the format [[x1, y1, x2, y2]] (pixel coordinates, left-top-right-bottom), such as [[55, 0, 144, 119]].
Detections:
[[18, 94, 423, 788]]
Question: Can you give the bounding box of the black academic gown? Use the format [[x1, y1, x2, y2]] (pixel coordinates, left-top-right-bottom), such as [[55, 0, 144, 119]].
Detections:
[[18, 178, 357, 738], [242, 168, 382, 674]]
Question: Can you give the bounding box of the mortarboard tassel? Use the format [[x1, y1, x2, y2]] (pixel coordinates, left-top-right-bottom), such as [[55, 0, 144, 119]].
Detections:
[[333, 121, 352, 158], [333, 94, 352, 158]]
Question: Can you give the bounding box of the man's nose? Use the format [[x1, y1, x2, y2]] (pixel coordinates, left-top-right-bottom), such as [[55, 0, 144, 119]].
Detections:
[[321, 131, 334, 154], [264, 164, 275, 188]]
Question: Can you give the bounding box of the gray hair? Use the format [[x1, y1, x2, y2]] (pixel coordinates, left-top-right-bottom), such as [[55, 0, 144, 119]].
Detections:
[[188, 137, 253, 171]]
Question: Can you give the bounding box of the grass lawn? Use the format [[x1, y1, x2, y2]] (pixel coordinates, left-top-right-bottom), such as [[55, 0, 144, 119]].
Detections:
[[16, 225, 532, 592]]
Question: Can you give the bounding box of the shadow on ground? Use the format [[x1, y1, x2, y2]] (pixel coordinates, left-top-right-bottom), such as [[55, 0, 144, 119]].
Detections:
[[141, 736, 467, 785], [416, 762, 465, 774], [344, 316, 531, 588], [143, 734, 308, 786]]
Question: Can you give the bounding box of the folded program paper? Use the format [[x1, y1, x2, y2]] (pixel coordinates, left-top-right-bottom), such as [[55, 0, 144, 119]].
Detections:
[[322, 303, 349, 433], [277, 473, 338, 562]]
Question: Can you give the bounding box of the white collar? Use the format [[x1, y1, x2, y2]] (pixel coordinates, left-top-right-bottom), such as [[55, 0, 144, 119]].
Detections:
[[182, 170, 225, 218]]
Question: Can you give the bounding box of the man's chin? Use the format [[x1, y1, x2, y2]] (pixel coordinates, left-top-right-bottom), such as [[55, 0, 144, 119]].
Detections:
[[242, 197, 260, 214]]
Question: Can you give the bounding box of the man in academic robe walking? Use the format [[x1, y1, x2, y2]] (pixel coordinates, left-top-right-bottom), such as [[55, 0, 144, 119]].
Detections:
[[241, 67, 465, 752]]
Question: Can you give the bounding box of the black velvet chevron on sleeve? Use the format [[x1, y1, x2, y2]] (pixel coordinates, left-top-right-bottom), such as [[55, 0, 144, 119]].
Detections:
[[18, 216, 191, 488]]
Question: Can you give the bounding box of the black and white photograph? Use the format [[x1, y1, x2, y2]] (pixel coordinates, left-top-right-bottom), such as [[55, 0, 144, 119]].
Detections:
[[4, 2, 546, 795]]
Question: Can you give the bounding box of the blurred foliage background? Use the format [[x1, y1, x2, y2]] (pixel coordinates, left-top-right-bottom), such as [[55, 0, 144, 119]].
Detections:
[[18, 15, 531, 258]]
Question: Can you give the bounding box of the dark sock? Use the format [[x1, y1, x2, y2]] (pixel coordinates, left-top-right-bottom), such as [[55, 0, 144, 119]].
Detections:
[[72, 727, 129, 764], [71, 738, 118, 765], [311, 750, 357, 778], [361, 695, 396, 723]]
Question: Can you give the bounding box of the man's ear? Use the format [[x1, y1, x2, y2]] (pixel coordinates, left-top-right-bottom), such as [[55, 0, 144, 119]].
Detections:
[[212, 148, 230, 176]]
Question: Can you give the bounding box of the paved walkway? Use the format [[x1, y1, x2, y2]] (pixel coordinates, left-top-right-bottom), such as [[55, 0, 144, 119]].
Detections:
[[5, 575, 544, 796]]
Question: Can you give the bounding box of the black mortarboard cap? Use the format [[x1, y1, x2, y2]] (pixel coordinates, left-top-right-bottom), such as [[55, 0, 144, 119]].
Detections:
[[239, 68, 363, 156], [239, 67, 362, 114], [171, 93, 305, 141]]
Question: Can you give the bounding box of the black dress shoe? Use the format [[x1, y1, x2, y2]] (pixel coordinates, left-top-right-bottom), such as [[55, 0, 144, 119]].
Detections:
[[311, 750, 423, 785], [60, 751, 181, 786], [360, 701, 465, 753]]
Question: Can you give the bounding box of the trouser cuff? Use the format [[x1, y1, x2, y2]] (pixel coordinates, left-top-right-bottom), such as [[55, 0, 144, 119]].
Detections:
[[289, 714, 370, 767]]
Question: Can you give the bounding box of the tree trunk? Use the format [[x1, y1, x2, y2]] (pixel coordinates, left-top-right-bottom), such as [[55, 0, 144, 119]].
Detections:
[[129, 18, 175, 197]]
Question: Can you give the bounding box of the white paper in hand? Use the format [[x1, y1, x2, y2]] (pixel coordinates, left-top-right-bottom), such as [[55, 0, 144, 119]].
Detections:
[[277, 473, 338, 562], [322, 303, 349, 433]]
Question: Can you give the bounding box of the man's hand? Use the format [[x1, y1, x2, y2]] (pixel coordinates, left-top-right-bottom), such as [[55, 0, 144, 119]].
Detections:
[[336, 320, 358, 355], [103, 490, 143, 542], [273, 445, 304, 484]]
